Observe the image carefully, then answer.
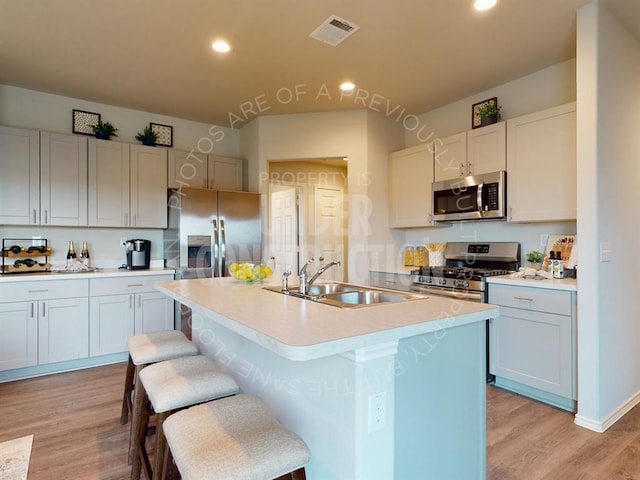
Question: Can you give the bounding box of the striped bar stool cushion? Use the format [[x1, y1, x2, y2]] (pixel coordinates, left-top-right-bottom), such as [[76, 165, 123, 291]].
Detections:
[[163, 394, 311, 480]]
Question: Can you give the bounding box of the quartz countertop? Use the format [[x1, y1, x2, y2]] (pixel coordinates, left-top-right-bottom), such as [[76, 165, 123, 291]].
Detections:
[[487, 274, 577, 292], [0, 267, 175, 283], [155, 277, 499, 361]]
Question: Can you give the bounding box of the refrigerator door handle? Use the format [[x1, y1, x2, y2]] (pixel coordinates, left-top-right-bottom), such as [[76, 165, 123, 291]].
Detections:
[[220, 219, 226, 277], [212, 219, 219, 277]]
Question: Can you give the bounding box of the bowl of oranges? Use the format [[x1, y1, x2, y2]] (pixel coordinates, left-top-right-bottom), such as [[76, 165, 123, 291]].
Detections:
[[228, 262, 273, 284]]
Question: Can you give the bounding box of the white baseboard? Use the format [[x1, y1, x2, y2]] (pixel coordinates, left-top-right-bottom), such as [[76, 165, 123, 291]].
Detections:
[[574, 389, 640, 432]]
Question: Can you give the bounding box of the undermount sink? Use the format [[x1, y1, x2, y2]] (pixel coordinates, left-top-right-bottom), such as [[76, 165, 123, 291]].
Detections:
[[263, 282, 426, 308]]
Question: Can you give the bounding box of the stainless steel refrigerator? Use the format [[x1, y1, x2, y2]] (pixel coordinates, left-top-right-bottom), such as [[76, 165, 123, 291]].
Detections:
[[164, 187, 262, 279]]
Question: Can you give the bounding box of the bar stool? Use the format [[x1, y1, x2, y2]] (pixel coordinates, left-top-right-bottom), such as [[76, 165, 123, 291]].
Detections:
[[162, 394, 310, 480], [122, 330, 198, 465], [131, 354, 240, 480]]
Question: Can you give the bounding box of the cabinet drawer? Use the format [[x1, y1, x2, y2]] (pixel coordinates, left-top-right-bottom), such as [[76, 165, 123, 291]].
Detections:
[[0, 279, 88, 302], [488, 284, 572, 316], [90, 274, 173, 296], [369, 272, 412, 292]]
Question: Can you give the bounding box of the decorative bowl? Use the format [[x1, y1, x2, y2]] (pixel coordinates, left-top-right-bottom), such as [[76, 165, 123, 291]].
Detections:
[[229, 262, 273, 283]]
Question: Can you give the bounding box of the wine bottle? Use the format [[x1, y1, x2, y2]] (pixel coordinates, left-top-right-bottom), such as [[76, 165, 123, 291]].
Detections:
[[66, 241, 77, 268], [80, 240, 90, 267]]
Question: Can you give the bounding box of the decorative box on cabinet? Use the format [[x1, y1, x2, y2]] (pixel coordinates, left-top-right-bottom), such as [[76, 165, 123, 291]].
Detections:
[[0, 126, 87, 226], [89, 274, 174, 357], [0, 279, 89, 371], [489, 283, 576, 411], [389, 143, 435, 228], [506, 102, 576, 222], [434, 122, 505, 182]]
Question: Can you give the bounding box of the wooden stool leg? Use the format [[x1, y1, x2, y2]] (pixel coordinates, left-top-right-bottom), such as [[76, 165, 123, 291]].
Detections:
[[291, 467, 307, 480], [130, 382, 151, 480], [161, 439, 180, 480], [153, 411, 171, 480], [128, 364, 144, 465], [120, 355, 135, 425]]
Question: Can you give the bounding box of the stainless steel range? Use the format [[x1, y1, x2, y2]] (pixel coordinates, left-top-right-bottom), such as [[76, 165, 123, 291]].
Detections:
[[409, 242, 520, 302]]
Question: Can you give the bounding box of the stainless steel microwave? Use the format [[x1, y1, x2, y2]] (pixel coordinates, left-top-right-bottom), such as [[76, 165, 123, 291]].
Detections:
[[432, 171, 506, 222]]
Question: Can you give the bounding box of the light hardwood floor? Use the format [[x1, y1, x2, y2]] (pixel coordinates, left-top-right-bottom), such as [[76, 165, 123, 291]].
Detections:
[[1, 363, 640, 479]]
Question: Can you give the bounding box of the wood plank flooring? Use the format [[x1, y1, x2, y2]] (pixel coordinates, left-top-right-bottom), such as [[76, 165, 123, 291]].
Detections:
[[1, 363, 640, 479]]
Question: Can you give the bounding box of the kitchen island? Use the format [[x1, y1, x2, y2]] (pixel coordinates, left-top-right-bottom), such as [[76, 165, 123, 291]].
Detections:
[[155, 277, 500, 480]]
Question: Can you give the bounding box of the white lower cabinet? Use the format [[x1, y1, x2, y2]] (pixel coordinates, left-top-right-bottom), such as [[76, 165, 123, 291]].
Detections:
[[0, 280, 89, 371], [89, 275, 174, 357], [489, 283, 576, 411]]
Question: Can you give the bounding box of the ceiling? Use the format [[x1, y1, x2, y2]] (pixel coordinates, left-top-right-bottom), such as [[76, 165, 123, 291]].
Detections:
[[1, 0, 639, 129]]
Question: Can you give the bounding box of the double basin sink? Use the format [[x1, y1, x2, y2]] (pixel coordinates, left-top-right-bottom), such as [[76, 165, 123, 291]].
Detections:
[[264, 281, 426, 308]]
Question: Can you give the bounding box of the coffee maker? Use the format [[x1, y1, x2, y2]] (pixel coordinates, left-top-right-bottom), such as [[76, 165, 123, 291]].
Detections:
[[125, 239, 151, 270]]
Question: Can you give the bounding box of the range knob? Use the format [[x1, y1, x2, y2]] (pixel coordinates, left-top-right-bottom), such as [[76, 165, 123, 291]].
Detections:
[[438, 278, 447, 286], [454, 280, 470, 288]]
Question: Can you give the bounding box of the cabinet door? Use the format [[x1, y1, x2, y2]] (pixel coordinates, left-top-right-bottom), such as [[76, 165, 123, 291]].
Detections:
[[130, 145, 168, 228], [208, 155, 243, 191], [89, 294, 134, 356], [507, 103, 576, 222], [433, 132, 466, 182], [134, 291, 174, 334], [466, 122, 505, 176], [168, 149, 208, 189], [0, 302, 37, 371], [0, 126, 40, 225], [38, 297, 89, 364], [40, 132, 88, 226], [88, 139, 130, 226], [389, 143, 434, 228], [492, 306, 573, 399]]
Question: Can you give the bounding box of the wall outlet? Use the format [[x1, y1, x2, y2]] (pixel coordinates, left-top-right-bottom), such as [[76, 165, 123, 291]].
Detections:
[[120, 237, 128, 248], [367, 392, 387, 433]]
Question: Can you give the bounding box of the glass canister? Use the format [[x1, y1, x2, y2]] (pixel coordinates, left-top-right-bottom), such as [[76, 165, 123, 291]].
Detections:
[[415, 246, 428, 266], [403, 246, 415, 266]]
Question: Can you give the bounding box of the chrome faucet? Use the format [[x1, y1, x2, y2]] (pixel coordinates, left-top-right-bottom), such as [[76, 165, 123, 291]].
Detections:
[[281, 269, 291, 292], [308, 260, 341, 286], [298, 258, 314, 294]]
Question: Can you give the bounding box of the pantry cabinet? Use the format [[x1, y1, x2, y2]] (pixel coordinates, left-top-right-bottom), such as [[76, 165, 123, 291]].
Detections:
[[389, 143, 435, 228], [89, 275, 174, 357], [0, 279, 89, 371], [168, 150, 243, 191], [489, 283, 576, 411], [88, 139, 167, 228], [0, 126, 87, 226], [506, 102, 576, 222], [434, 122, 505, 182]]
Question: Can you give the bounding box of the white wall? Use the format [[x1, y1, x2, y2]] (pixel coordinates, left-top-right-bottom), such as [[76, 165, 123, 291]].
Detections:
[[575, 0, 640, 431]]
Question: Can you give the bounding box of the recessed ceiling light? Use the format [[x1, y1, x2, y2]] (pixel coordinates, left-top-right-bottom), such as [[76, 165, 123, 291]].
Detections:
[[474, 0, 497, 11], [340, 82, 355, 91], [211, 40, 231, 53]]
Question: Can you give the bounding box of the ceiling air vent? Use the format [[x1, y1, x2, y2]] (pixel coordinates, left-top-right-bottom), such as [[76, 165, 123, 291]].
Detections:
[[309, 15, 360, 46]]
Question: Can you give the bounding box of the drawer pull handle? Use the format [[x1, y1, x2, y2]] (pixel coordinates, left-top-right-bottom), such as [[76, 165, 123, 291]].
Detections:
[[28, 289, 49, 293], [514, 296, 534, 301], [128, 283, 143, 287]]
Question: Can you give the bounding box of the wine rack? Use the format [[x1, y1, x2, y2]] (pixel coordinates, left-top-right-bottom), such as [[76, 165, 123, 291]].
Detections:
[[1, 238, 52, 274]]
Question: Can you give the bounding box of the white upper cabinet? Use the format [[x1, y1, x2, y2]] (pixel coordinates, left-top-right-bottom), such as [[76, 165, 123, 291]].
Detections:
[[208, 155, 243, 191], [434, 123, 506, 182], [506, 102, 576, 222], [0, 126, 88, 226], [88, 140, 167, 228], [40, 132, 88, 226], [168, 149, 208, 189], [389, 143, 435, 228]]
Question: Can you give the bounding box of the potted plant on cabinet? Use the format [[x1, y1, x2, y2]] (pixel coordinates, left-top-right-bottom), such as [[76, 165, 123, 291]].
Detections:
[[525, 250, 544, 270], [135, 126, 159, 146], [90, 120, 118, 140], [476, 102, 502, 126]]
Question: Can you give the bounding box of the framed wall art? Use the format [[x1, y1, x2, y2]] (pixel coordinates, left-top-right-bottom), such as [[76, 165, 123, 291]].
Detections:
[[150, 123, 173, 147], [471, 97, 498, 129], [72, 109, 101, 135]]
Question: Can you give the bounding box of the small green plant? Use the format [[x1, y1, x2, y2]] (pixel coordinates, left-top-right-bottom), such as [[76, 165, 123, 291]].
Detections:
[[90, 120, 118, 139], [135, 126, 158, 145], [476, 102, 502, 118], [525, 250, 544, 264]]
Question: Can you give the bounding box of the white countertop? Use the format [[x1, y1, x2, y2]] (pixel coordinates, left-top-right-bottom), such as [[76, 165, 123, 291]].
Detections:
[[0, 267, 175, 283], [155, 277, 499, 361], [487, 274, 577, 292]]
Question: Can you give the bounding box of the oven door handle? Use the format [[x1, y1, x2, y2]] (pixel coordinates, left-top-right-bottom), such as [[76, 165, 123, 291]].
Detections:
[[410, 284, 482, 302], [476, 182, 484, 216]]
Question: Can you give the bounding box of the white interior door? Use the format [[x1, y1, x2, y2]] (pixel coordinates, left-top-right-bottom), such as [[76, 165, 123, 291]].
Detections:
[[270, 186, 299, 274], [312, 185, 344, 281]]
